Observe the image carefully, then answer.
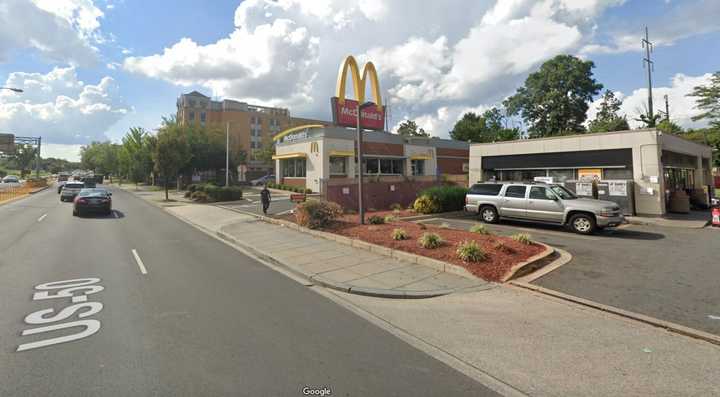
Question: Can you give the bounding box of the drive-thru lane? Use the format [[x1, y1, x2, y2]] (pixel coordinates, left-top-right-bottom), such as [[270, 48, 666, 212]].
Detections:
[[0, 187, 496, 396]]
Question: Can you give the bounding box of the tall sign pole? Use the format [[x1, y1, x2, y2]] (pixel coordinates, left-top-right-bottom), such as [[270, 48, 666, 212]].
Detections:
[[225, 122, 230, 186], [357, 104, 365, 225], [642, 26, 655, 126], [35, 136, 41, 178]]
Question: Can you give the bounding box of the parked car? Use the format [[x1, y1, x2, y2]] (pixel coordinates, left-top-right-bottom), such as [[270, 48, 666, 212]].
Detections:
[[251, 174, 275, 186], [60, 181, 85, 202], [2, 175, 20, 184], [464, 182, 624, 234], [82, 177, 97, 188], [73, 188, 112, 216]]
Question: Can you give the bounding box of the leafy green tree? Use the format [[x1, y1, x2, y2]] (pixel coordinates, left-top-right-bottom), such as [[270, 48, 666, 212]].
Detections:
[[118, 127, 154, 185], [688, 71, 720, 129], [656, 119, 684, 134], [504, 55, 603, 137], [154, 121, 192, 200], [450, 108, 520, 143], [12, 144, 37, 177], [80, 142, 121, 176], [396, 120, 429, 137], [588, 90, 630, 132], [252, 142, 275, 163]]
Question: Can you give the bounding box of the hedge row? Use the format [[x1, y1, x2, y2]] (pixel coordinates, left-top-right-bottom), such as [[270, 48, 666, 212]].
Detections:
[[266, 181, 311, 194], [413, 185, 468, 214], [185, 183, 243, 202]]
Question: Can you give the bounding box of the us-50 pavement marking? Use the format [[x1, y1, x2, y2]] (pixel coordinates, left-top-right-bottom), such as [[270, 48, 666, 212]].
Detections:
[[17, 278, 105, 352]]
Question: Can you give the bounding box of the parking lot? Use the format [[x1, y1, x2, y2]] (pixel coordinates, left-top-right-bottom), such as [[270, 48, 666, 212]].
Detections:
[[420, 216, 720, 336]]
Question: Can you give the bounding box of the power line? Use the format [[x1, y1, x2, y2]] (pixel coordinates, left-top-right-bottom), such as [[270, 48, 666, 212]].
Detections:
[[642, 26, 655, 124]]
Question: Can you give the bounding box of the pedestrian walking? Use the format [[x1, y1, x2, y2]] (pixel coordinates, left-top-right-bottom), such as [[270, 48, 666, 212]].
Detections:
[[260, 184, 271, 215]]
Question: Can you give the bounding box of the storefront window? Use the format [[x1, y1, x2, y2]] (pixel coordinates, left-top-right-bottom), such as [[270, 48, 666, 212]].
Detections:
[[603, 168, 633, 180], [363, 157, 403, 175], [282, 158, 306, 178], [411, 160, 425, 176], [549, 169, 575, 182], [329, 157, 347, 175]]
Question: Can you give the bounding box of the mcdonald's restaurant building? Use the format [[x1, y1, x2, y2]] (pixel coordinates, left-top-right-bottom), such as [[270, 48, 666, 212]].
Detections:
[[468, 129, 714, 215], [272, 125, 469, 207], [270, 55, 470, 209]]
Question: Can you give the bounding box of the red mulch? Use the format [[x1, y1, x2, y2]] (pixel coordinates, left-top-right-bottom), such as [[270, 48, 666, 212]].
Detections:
[[278, 211, 544, 282]]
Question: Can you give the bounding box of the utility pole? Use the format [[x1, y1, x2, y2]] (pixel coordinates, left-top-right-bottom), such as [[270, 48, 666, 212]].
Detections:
[[664, 94, 670, 122], [356, 103, 365, 225], [642, 26, 655, 126], [35, 136, 41, 178]]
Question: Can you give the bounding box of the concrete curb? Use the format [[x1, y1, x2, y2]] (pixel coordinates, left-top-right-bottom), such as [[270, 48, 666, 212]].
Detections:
[[501, 242, 555, 282], [626, 217, 710, 229], [509, 281, 720, 347], [511, 248, 573, 283], [29, 185, 50, 194], [309, 274, 455, 299], [0, 185, 49, 207]]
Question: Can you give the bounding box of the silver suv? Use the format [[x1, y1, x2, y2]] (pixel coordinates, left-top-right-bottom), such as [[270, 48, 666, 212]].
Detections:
[[464, 182, 624, 234]]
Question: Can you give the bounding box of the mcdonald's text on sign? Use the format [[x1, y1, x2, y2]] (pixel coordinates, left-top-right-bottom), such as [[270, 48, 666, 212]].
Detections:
[[331, 97, 385, 130]]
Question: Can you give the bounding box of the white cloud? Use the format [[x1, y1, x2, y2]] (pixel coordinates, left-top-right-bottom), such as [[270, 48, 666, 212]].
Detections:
[[587, 73, 713, 129], [0, 67, 129, 146], [122, 0, 628, 134], [43, 143, 83, 162], [0, 0, 101, 65]]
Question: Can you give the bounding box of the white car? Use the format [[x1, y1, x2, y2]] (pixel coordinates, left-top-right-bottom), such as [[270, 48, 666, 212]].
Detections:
[[1, 175, 22, 189]]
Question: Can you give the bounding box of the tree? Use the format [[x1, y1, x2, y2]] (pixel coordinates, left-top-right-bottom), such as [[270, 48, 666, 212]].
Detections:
[[252, 142, 275, 163], [12, 144, 37, 177], [80, 142, 121, 176], [396, 120, 429, 137], [504, 54, 603, 138], [118, 127, 154, 185], [688, 71, 720, 129], [682, 127, 720, 167], [656, 119, 684, 134], [449, 108, 520, 143], [588, 90, 630, 133], [154, 121, 192, 200]]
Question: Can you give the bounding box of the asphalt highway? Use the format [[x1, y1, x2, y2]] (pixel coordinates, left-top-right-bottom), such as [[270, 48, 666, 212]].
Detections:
[[0, 187, 497, 396]]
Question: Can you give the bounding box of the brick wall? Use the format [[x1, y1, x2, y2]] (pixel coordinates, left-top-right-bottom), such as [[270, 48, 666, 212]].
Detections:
[[361, 142, 403, 156], [281, 178, 306, 188], [324, 180, 442, 210]]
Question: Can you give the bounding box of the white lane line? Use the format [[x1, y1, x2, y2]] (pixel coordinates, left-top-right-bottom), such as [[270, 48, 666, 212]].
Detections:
[[37, 213, 47, 222], [131, 249, 148, 275]]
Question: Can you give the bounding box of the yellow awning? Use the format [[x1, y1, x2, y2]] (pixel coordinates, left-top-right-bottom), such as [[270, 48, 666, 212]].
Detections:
[[329, 150, 354, 157], [410, 155, 432, 160], [272, 152, 307, 160]]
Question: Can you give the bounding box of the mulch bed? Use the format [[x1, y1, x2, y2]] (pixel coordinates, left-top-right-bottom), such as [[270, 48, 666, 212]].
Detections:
[[279, 211, 544, 282]]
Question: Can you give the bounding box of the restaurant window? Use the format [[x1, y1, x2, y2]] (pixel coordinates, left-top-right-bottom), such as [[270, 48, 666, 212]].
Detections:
[[363, 157, 403, 175], [602, 168, 633, 180], [329, 157, 347, 175], [411, 160, 425, 176], [282, 158, 306, 178], [200, 112, 206, 123], [189, 111, 195, 121]]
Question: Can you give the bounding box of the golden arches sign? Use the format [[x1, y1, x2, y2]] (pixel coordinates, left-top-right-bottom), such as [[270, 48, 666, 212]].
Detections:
[[335, 55, 382, 110]]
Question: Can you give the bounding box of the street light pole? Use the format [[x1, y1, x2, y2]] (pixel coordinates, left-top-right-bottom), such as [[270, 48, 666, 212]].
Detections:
[[0, 87, 23, 93], [226, 121, 230, 187], [35, 136, 41, 178]]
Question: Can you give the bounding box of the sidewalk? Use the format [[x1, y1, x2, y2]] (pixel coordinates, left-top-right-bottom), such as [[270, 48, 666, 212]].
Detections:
[[627, 210, 711, 228], [166, 204, 489, 298]]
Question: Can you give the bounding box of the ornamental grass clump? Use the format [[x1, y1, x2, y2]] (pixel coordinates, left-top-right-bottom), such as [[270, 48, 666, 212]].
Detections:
[[511, 233, 533, 245], [418, 232, 443, 249], [469, 223, 490, 235], [391, 228, 408, 241], [368, 215, 385, 224], [456, 240, 486, 262], [384, 215, 397, 223]]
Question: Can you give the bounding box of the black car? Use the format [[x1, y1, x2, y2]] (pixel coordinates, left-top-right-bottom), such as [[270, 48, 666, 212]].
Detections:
[[73, 188, 112, 216]]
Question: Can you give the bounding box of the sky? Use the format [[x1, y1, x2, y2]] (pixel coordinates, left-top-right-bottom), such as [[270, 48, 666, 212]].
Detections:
[[0, 0, 718, 161]]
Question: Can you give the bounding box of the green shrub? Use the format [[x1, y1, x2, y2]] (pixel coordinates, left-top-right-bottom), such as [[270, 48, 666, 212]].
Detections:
[[205, 186, 243, 202], [456, 240, 486, 262], [184, 191, 192, 198], [418, 232, 443, 249], [511, 233, 533, 245], [305, 188, 312, 194], [190, 191, 209, 202], [384, 215, 397, 223], [391, 228, 408, 240], [418, 185, 469, 212], [469, 224, 490, 235], [187, 184, 198, 193], [368, 215, 385, 224], [295, 200, 343, 229], [390, 203, 402, 211], [439, 222, 450, 229], [413, 195, 441, 214]]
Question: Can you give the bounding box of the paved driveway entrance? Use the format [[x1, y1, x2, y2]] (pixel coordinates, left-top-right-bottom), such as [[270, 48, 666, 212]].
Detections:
[[419, 216, 720, 336]]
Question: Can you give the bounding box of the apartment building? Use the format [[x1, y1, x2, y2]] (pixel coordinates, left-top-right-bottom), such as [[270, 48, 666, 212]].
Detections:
[[176, 91, 327, 175]]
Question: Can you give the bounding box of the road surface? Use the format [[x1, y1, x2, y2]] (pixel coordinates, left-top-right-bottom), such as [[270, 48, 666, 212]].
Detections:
[[0, 187, 495, 396]]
